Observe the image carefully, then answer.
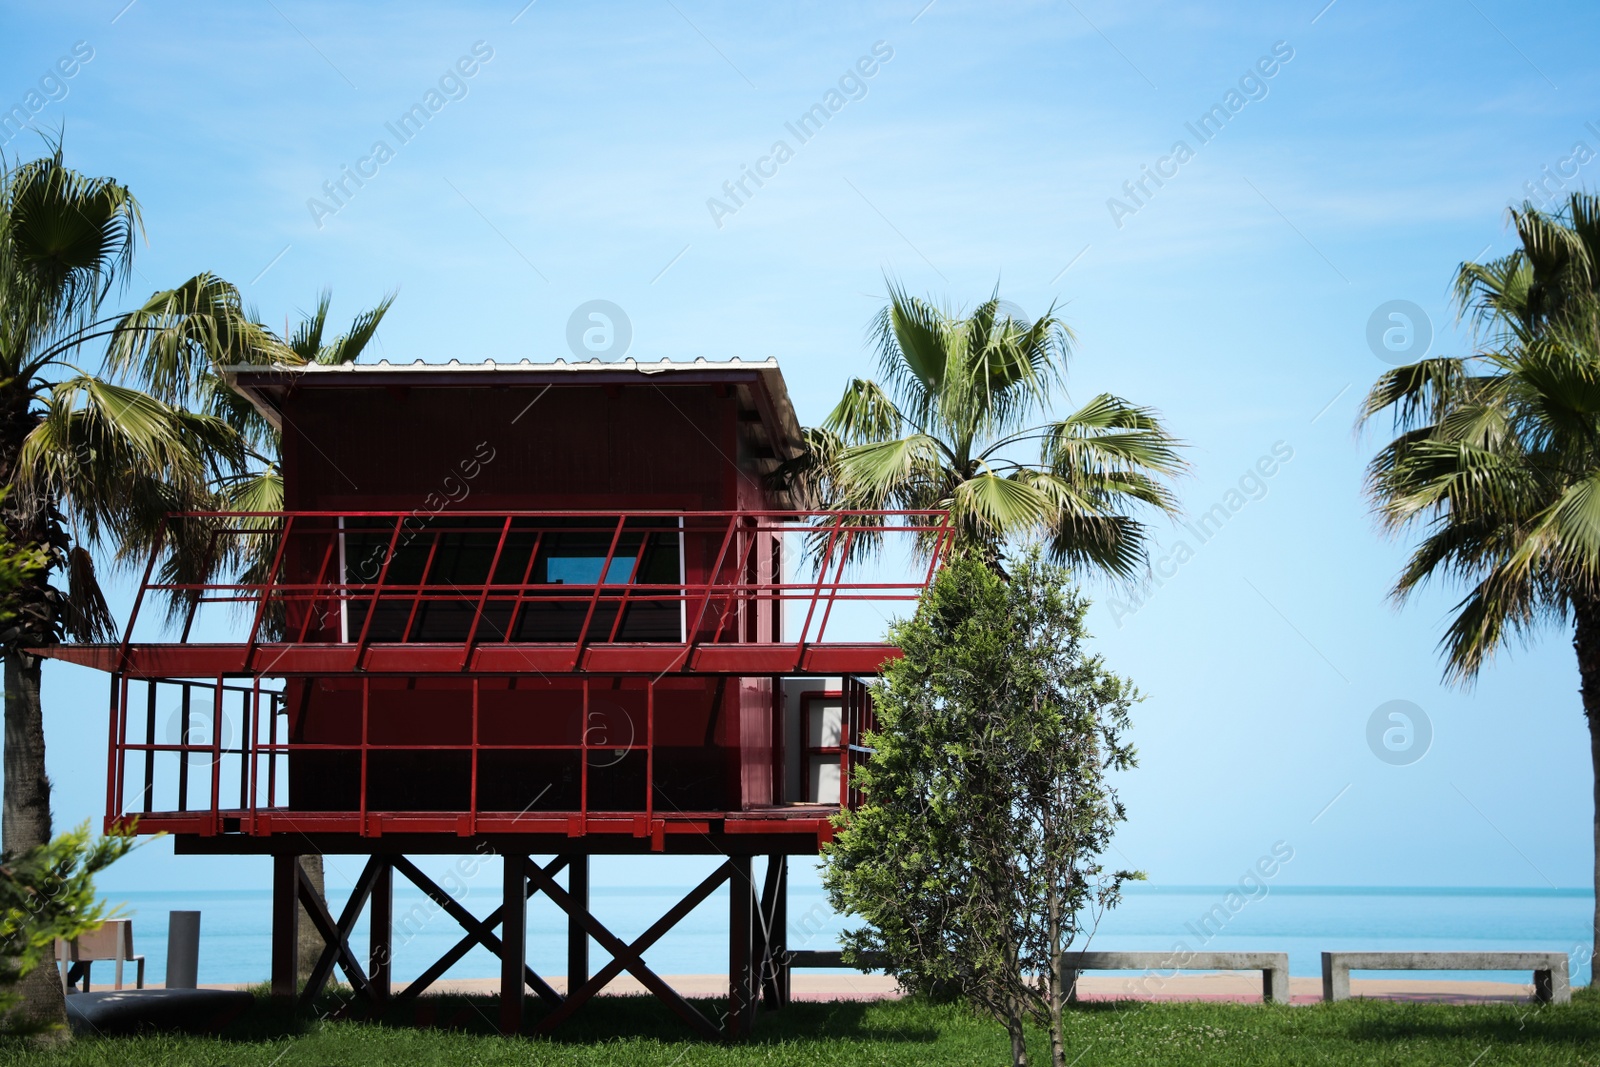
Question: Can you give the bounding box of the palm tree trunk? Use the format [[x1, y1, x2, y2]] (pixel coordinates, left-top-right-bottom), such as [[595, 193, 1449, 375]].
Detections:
[[4, 648, 68, 1035], [3, 652, 50, 856], [1575, 601, 1600, 985], [297, 855, 327, 987], [1, 399, 72, 1033], [1591, 709, 1600, 988]]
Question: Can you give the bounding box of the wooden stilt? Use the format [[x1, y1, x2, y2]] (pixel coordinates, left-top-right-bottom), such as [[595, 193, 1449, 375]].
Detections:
[[759, 855, 789, 1009], [271, 853, 299, 999], [728, 856, 755, 1037], [370, 858, 393, 1004], [567, 854, 589, 990], [500, 854, 527, 1035]]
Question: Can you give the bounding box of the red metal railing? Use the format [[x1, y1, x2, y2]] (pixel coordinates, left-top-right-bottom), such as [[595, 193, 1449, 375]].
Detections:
[[113, 510, 950, 673], [107, 672, 881, 840]]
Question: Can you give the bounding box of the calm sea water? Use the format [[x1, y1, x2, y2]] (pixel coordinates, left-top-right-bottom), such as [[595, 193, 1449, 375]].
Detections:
[[102, 881, 1595, 988]]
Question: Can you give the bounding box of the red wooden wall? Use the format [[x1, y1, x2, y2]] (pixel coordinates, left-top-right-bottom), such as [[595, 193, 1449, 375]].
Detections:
[[274, 378, 781, 815], [280, 384, 743, 511]]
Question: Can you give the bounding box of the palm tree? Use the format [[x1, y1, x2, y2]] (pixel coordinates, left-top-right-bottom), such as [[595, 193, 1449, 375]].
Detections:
[[1360, 191, 1600, 981], [0, 147, 269, 1031], [784, 281, 1185, 576]]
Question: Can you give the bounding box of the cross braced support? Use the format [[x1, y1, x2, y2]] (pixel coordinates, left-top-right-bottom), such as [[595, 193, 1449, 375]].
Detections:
[[297, 856, 379, 1008], [388, 855, 564, 1011], [392, 855, 571, 1004], [529, 857, 731, 1039]]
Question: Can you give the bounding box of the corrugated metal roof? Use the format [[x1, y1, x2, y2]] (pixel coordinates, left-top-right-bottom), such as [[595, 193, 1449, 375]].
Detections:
[[219, 357, 803, 460], [222, 356, 781, 375]]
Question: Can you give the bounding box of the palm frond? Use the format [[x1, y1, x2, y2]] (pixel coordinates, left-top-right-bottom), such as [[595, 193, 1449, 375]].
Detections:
[[835, 434, 948, 507], [15, 374, 238, 549], [801, 285, 1183, 576], [288, 289, 332, 362], [872, 278, 951, 423], [222, 467, 284, 513], [1047, 511, 1146, 580], [770, 425, 842, 510], [1015, 469, 1155, 579], [1038, 394, 1187, 478], [319, 289, 395, 365], [60, 544, 115, 643], [1505, 470, 1600, 582], [824, 379, 903, 444], [1358, 357, 1472, 432], [5, 147, 141, 333], [950, 473, 1052, 542], [105, 273, 288, 410]]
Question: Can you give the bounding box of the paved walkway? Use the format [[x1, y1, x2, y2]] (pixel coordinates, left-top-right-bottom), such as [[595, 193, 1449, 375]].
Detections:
[[412, 973, 1554, 1005], [145, 974, 1555, 1005]]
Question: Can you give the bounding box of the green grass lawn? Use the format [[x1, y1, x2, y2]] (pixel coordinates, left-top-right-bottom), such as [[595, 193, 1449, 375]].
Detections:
[[5, 987, 1599, 1066]]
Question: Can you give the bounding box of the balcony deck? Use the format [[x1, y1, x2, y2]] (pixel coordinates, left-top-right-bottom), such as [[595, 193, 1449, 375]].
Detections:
[[135, 804, 841, 855]]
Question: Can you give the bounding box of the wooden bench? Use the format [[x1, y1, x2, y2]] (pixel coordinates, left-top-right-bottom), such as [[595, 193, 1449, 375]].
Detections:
[[1060, 951, 1290, 1003], [1320, 951, 1570, 1004], [787, 949, 1291, 1003]]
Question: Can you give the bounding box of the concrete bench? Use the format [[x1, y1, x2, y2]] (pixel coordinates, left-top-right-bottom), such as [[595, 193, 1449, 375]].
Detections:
[[1060, 951, 1290, 1003], [1320, 951, 1570, 1004], [787, 950, 887, 968], [788, 949, 1290, 1003]]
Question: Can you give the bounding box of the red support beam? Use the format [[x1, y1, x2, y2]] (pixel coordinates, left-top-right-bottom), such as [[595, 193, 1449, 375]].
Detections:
[[728, 855, 755, 1038], [271, 853, 298, 999], [209, 678, 224, 827], [370, 859, 392, 1004], [500, 852, 527, 1035], [573, 516, 627, 660], [567, 854, 589, 989], [105, 674, 123, 831], [115, 514, 166, 672]]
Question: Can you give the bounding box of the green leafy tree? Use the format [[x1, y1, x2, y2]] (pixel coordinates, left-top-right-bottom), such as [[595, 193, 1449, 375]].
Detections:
[[1360, 191, 1600, 980], [823, 549, 1140, 1067], [0, 146, 276, 1028], [0, 823, 137, 1037], [785, 282, 1184, 575]]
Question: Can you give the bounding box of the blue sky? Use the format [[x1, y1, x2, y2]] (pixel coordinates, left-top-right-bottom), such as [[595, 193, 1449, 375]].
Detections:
[[4, 0, 1598, 901]]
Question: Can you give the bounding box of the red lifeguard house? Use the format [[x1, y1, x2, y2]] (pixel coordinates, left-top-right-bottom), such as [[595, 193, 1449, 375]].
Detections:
[[41, 357, 946, 1036]]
